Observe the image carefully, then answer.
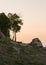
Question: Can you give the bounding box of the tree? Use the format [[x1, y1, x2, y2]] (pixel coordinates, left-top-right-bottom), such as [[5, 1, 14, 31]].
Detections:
[[0, 13, 11, 37], [8, 13, 23, 42]]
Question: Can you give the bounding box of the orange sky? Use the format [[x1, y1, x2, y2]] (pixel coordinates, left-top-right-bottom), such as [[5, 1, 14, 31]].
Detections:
[[0, 0, 46, 46]]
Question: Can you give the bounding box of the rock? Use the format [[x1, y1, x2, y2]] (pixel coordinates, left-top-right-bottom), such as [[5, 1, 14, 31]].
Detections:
[[0, 30, 5, 39], [30, 38, 43, 47]]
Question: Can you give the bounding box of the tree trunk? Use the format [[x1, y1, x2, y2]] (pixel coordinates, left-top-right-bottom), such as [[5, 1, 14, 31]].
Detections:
[[13, 30, 16, 42], [15, 30, 16, 42]]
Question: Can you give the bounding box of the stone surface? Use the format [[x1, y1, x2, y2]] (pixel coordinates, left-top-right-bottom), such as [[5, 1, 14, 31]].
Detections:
[[0, 31, 5, 39], [30, 38, 43, 47]]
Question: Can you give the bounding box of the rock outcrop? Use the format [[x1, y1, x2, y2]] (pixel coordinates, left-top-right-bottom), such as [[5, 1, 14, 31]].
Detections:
[[0, 30, 5, 39], [30, 38, 43, 47]]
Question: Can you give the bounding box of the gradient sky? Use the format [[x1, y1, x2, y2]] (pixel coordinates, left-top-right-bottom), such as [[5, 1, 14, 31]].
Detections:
[[0, 0, 46, 46]]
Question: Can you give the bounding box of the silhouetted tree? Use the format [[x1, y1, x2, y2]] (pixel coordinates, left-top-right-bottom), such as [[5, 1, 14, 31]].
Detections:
[[0, 13, 11, 37], [8, 13, 23, 42]]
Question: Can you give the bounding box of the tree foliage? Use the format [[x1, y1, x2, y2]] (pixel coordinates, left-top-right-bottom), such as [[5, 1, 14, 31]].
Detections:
[[0, 12, 23, 41], [8, 13, 23, 41], [8, 13, 23, 31], [0, 13, 11, 37]]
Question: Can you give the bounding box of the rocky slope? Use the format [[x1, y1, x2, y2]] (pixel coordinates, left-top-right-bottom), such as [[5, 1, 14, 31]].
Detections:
[[0, 39, 46, 65]]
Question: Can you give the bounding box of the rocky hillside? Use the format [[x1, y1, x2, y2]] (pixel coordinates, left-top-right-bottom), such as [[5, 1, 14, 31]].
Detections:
[[0, 39, 46, 65]]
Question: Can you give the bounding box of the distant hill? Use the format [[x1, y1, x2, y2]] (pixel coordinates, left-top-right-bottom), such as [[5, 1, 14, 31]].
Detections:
[[0, 39, 46, 65]]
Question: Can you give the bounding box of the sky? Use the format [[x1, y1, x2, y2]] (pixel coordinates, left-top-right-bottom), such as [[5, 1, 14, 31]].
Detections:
[[0, 0, 46, 46]]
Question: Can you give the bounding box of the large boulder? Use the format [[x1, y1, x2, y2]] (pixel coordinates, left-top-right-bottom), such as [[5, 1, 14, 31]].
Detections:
[[30, 38, 43, 47]]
